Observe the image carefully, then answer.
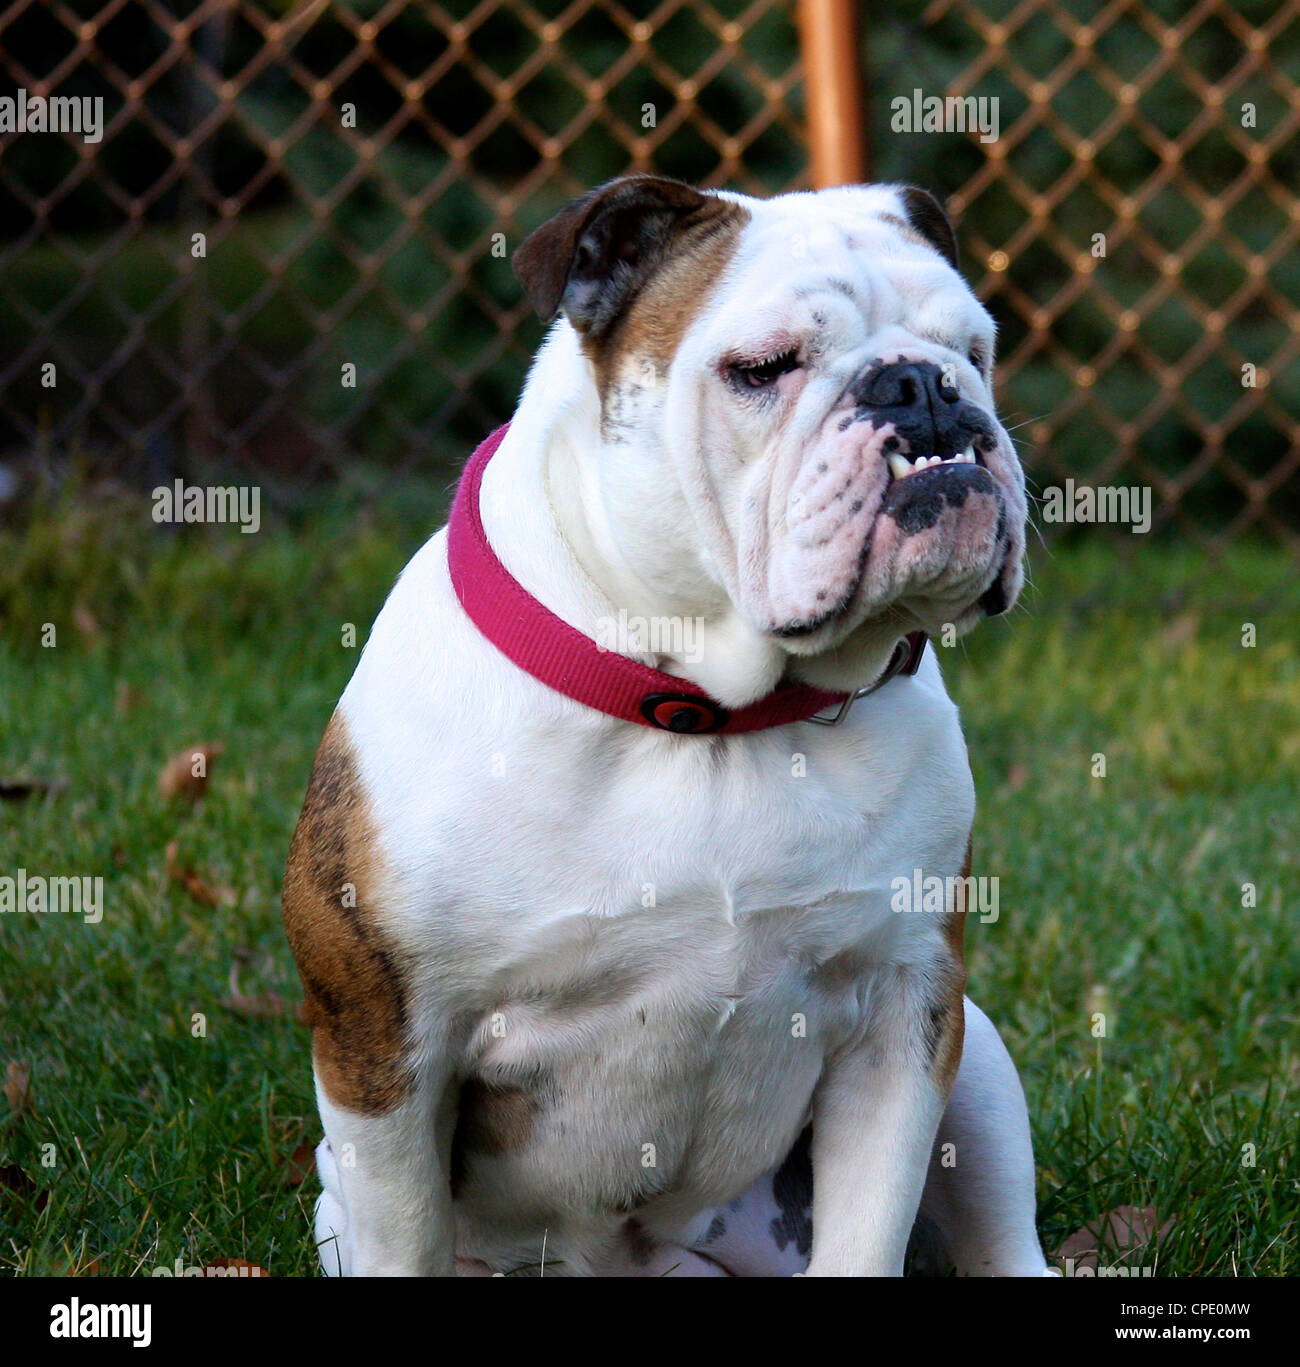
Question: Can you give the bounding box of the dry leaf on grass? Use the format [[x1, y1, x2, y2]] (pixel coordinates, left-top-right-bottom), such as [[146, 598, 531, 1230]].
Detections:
[[219, 958, 296, 1020], [4, 1061, 32, 1115], [1005, 762, 1030, 792], [1054, 1204, 1175, 1272], [283, 1140, 316, 1188], [114, 680, 144, 716], [164, 840, 236, 908], [1160, 610, 1201, 647], [158, 742, 224, 801], [73, 602, 100, 643], [201, 1258, 271, 1278]]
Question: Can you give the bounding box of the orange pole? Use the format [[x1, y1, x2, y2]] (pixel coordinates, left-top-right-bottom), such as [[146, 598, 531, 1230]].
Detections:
[[798, 0, 868, 187]]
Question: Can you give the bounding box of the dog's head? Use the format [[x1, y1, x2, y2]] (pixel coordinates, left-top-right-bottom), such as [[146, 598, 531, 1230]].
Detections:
[[515, 175, 1026, 703]]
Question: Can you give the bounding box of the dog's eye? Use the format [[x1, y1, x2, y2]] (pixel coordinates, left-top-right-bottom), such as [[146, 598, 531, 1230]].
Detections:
[[729, 349, 800, 388], [967, 345, 989, 373]]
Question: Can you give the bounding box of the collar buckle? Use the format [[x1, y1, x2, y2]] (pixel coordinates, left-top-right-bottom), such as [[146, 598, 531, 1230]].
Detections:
[[805, 632, 927, 727]]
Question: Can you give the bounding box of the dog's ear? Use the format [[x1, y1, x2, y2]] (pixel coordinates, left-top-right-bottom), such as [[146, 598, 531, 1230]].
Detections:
[[896, 186, 959, 272], [514, 175, 716, 338]]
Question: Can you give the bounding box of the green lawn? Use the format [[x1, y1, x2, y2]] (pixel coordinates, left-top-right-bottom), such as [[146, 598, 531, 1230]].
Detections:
[[0, 492, 1296, 1276]]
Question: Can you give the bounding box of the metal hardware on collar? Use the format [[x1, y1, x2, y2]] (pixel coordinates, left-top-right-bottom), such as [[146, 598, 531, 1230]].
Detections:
[[640, 693, 730, 733], [806, 632, 928, 727]]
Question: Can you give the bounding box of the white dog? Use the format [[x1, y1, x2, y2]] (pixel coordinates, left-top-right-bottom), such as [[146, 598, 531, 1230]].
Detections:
[[283, 175, 1050, 1277]]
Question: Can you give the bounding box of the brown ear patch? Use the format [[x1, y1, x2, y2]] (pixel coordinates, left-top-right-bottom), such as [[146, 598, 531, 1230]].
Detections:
[[590, 193, 749, 399], [513, 175, 747, 339], [514, 175, 749, 405], [282, 713, 412, 1117], [515, 176, 713, 326]]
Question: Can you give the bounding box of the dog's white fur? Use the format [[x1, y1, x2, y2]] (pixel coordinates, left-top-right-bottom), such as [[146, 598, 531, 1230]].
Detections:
[[302, 182, 1049, 1277]]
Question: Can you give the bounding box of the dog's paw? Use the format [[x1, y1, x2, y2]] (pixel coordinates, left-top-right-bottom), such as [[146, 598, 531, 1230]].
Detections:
[[314, 1137, 352, 1277]]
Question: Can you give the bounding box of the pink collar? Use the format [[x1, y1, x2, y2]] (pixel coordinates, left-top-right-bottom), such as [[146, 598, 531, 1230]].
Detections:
[[447, 425, 926, 734]]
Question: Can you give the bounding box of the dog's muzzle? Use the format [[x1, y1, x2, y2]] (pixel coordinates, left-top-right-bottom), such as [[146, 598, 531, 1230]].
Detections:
[[851, 358, 1002, 541]]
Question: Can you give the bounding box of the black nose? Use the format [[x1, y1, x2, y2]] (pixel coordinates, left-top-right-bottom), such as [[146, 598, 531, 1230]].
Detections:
[[853, 360, 990, 459]]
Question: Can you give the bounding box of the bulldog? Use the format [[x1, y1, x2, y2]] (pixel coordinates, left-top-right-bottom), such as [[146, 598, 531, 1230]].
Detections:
[[282, 175, 1051, 1277]]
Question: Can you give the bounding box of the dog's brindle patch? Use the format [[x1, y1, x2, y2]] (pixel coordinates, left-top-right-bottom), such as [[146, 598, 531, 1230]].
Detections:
[[622, 1216, 658, 1266], [448, 1079, 539, 1197], [282, 712, 412, 1116], [769, 1124, 814, 1257], [454, 1080, 536, 1154], [925, 837, 971, 1095]]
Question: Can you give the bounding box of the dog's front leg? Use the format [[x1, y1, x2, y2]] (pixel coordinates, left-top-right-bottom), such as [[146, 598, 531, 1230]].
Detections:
[[284, 713, 457, 1276], [805, 960, 963, 1277], [315, 1065, 455, 1277]]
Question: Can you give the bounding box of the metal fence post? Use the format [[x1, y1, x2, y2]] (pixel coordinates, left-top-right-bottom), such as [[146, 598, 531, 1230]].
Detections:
[[798, 0, 868, 187]]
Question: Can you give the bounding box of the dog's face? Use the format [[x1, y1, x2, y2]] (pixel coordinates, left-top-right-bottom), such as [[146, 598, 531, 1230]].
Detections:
[[515, 176, 1026, 700]]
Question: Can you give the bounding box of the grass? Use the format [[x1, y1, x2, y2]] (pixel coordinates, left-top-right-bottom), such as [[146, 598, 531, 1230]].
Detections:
[[0, 486, 1296, 1276]]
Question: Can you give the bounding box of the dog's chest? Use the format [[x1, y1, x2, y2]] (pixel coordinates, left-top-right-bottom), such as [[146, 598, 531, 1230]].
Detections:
[[358, 692, 973, 1230], [451, 916, 833, 1230]]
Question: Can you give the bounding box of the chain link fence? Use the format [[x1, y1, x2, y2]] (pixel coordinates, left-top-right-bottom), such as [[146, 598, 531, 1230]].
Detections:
[[884, 0, 1300, 570], [1, 0, 1296, 581]]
